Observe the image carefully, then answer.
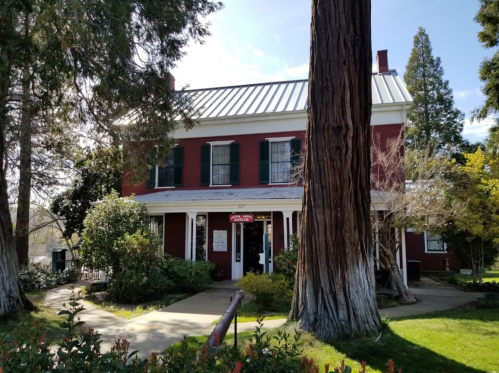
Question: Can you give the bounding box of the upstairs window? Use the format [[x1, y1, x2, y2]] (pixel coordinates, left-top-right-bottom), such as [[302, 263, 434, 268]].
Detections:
[[146, 147, 184, 188], [201, 142, 240, 186], [260, 138, 302, 184]]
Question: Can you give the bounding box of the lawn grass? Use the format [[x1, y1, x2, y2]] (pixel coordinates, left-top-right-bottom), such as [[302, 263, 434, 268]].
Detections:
[[84, 294, 188, 319], [177, 305, 499, 373], [450, 270, 499, 286], [0, 291, 66, 345]]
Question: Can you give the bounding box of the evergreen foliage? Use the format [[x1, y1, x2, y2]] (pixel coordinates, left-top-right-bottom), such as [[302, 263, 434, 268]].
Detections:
[[404, 27, 464, 152], [50, 146, 123, 243], [474, 0, 499, 144], [80, 191, 151, 272]]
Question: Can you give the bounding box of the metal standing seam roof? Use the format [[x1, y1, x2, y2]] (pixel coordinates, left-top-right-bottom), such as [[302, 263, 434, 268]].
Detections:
[[179, 70, 412, 120]]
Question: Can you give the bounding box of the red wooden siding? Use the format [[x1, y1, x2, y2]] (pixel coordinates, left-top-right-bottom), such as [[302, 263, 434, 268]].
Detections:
[[405, 231, 461, 272], [164, 213, 186, 258], [272, 212, 284, 257], [207, 212, 232, 280]]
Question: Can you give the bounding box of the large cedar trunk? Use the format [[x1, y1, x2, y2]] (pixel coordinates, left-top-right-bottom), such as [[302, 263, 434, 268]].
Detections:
[[0, 101, 26, 315], [290, 0, 381, 339], [14, 64, 32, 268]]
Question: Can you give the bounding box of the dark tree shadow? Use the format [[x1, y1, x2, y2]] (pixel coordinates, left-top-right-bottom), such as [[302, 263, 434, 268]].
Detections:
[[327, 308, 498, 373]]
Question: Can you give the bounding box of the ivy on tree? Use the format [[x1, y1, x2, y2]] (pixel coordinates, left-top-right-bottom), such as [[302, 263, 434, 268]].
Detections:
[[404, 27, 464, 153]]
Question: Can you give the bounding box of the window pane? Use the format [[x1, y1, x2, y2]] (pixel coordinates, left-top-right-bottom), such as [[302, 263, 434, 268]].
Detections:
[[158, 153, 175, 187], [427, 231, 445, 252], [196, 215, 207, 261], [212, 145, 231, 185], [271, 141, 291, 183]]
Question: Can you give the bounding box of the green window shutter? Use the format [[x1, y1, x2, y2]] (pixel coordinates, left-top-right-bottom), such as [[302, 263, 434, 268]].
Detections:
[[173, 146, 184, 186], [290, 139, 302, 182], [146, 158, 156, 188], [230, 143, 240, 185], [259, 141, 270, 184], [200, 144, 211, 186]]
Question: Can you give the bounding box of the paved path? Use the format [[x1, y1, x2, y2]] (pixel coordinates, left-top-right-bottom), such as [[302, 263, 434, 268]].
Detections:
[[44, 278, 484, 359]]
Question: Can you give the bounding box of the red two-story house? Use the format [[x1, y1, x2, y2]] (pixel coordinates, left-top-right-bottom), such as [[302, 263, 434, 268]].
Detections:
[[123, 50, 440, 281]]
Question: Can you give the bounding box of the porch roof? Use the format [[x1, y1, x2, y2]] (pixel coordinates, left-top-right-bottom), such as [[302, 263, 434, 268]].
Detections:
[[133, 187, 388, 210], [134, 187, 303, 203]]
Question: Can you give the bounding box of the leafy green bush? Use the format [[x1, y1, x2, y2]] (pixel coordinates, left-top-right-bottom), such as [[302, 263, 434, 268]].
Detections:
[[162, 256, 214, 293], [466, 280, 499, 292], [107, 232, 173, 303], [236, 272, 293, 312], [476, 293, 499, 309], [81, 191, 151, 271], [19, 267, 78, 291], [273, 235, 299, 289]]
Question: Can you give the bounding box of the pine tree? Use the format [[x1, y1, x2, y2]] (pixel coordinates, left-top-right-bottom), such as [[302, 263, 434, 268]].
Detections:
[[404, 27, 464, 152]]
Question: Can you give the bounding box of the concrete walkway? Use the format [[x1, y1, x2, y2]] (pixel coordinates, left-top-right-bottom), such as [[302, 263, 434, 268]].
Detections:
[[44, 277, 484, 359]]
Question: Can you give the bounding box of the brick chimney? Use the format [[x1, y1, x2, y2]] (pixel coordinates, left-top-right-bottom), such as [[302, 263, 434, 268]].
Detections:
[[169, 74, 175, 90], [376, 50, 389, 74]]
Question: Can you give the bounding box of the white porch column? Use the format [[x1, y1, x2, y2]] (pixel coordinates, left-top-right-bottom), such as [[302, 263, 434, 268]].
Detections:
[[282, 211, 293, 250], [401, 227, 408, 287], [374, 213, 380, 270], [186, 212, 197, 261]]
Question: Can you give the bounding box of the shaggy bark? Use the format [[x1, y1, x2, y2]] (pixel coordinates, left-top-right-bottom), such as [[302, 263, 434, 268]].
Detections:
[[15, 64, 32, 268], [289, 0, 381, 339]]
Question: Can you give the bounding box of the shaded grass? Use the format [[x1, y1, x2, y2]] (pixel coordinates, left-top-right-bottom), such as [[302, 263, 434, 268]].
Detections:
[[0, 291, 66, 345], [177, 305, 499, 373], [84, 294, 188, 319]]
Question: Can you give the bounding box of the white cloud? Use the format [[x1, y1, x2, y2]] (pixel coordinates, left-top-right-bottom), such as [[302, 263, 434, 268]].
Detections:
[[454, 88, 482, 102], [462, 115, 496, 142], [253, 49, 265, 57]]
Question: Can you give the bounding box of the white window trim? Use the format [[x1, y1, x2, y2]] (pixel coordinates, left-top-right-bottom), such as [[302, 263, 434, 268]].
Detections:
[[265, 136, 295, 142], [196, 213, 209, 262], [424, 230, 447, 254], [149, 214, 165, 256], [208, 141, 234, 187], [267, 137, 296, 184]]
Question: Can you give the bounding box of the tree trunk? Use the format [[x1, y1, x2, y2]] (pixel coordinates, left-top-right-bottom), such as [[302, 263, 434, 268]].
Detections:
[[290, 0, 381, 339], [14, 63, 32, 268], [379, 243, 417, 304]]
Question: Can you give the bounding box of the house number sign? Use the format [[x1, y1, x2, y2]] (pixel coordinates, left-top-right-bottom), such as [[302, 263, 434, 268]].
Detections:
[[213, 230, 227, 252]]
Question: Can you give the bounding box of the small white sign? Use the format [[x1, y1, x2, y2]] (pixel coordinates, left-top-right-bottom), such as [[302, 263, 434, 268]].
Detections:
[[213, 230, 227, 252]]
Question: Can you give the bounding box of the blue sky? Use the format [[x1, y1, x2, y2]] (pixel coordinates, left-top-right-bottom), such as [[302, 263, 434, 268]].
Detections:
[[171, 0, 495, 143]]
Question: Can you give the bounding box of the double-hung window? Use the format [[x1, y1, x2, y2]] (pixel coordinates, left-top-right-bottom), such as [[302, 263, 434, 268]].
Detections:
[[146, 147, 184, 188], [200, 141, 240, 186], [259, 137, 302, 184], [425, 230, 446, 253]]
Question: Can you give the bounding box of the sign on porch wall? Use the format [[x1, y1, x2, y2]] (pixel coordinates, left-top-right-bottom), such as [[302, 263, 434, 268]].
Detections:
[[229, 214, 254, 223], [213, 230, 227, 252]]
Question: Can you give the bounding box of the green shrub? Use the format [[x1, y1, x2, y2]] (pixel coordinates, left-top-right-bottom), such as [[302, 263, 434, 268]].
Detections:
[[19, 267, 79, 291], [81, 190, 152, 271], [162, 256, 214, 293], [236, 272, 293, 312], [273, 235, 299, 289], [476, 293, 499, 309], [107, 232, 172, 304]]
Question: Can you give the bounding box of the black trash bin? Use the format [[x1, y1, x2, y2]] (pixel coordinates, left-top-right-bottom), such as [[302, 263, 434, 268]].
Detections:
[[407, 260, 421, 281]]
